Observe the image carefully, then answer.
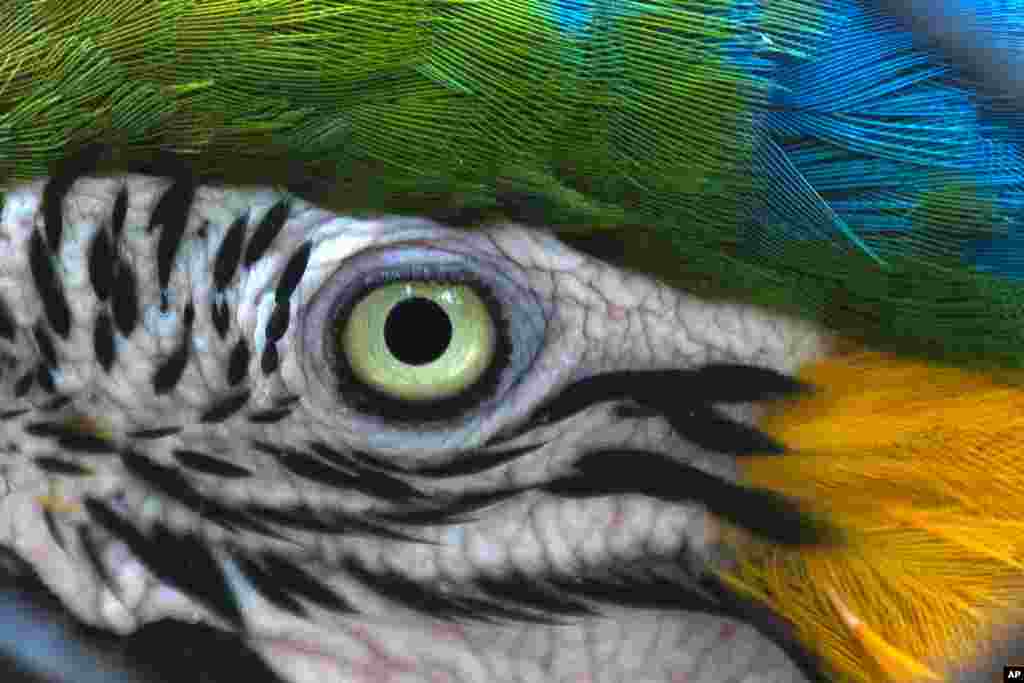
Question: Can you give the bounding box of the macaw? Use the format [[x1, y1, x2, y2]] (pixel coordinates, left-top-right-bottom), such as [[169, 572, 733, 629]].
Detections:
[[0, 1, 1022, 682]]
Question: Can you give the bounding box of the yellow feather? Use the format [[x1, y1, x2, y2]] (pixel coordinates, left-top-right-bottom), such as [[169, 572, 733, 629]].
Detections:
[[721, 350, 1024, 682], [825, 587, 942, 682]]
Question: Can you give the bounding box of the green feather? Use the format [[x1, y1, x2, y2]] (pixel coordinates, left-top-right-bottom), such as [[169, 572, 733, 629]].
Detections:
[[1, 0, 1022, 372]]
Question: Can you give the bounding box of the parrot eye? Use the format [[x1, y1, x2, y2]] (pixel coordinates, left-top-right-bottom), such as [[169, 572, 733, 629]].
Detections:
[[301, 242, 548, 424], [336, 279, 497, 403]]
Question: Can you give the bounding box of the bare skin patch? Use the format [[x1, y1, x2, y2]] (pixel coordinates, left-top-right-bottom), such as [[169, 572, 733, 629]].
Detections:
[[0, 175, 832, 683]]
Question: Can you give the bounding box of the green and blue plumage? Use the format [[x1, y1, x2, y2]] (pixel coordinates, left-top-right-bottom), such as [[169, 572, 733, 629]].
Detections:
[[2, 4, 1024, 681], [1, 0, 1023, 369]]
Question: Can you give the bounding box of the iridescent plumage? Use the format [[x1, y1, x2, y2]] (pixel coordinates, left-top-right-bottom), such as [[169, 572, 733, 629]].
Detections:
[[2, 0, 1024, 369]]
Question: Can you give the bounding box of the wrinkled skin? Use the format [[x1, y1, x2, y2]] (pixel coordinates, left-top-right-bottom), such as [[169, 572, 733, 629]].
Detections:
[[0, 176, 831, 683]]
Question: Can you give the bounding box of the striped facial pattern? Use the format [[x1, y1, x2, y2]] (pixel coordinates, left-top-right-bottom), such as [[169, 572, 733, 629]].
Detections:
[[0, 168, 834, 683]]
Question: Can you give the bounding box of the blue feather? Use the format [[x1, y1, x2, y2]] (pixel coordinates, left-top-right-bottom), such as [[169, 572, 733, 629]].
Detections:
[[549, 0, 596, 35], [742, 0, 1024, 276]]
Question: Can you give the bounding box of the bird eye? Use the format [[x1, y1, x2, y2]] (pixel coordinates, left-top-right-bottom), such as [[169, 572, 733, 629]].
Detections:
[[339, 280, 496, 403], [301, 241, 547, 426]]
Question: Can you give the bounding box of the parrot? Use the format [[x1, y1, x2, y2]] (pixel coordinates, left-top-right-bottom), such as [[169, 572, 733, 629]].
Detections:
[[0, 1, 1022, 683]]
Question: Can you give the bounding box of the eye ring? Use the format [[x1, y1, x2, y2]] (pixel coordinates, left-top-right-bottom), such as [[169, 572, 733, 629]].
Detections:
[[325, 270, 512, 421], [300, 241, 548, 428]]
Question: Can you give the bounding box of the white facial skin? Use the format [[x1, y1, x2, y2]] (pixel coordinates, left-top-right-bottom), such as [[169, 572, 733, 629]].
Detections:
[[0, 176, 831, 683]]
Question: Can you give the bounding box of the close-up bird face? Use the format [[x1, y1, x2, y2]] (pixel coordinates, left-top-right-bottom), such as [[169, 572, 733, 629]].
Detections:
[[0, 173, 832, 683], [1, 1, 1024, 683]]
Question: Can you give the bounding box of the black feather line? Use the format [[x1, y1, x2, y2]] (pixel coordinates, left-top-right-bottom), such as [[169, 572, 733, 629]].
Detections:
[[275, 242, 312, 303], [29, 230, 71, 338], [120, 451, 280, 539], [546, 568, 723, 614], [152, 336, 190, 395], [264, 303, 290, 344], [35, 364, 55, 393], [150, 525, 244, 628], [343, 449, 407, 474], [366, 506, 481, 527], [43, 506, 65, 551], [664, 404, 786, 456], [86, 499, 242, 625], [0, 294, 16, 340], [687, 364, 815, 402], [26, 422, 111, 455], [0, 408, 30, 420], [127, 426, 182, 440], [525, 371, 656, 427], [86, 497, 243, 629], [246, 407, 292, 424], [111, 259, 139, 336], [77, 526, 117, 594], [148, 174, 196, 237], [303, 442, 356, 469], [308, 442, 425, 502], [56, 433, 119, 455], [110, 185, 128, 243], [152, 177, 197, 308], [344, 444, 545, 482], [42, 144, 103, 250], [85, 498, 149, 552], [473, 571, 597, 617], [272, 449, 359, 491], [230, 550, 307, 618], [372, 488, 525, 526], [227, 339, 250, 387], [243, 200, 290, 267], [611, 403, 659, 420], [24, 421, 81, 439], [258, 551, 353, 615], [250, 440, 281, 457], [522, 367, 809, 436], [260, 344, 279, 375], [406, 442, 545, 479], [33, 323, 57, 368], [542, 449, 840, 547], [40, 395, 72, 412], [88, 228, 114, 302], [172, 449, 252, 479], [213, 213, 248, 291], [34, 456, 92, 476], [200, 390, 251, 424], [517, 368, 794, 456], [437, 593, 563, 625], [211, 299, 231, 339], [93, 310, 116, 372], [13, 371, 33, 398], [342, 558, 494, 621]]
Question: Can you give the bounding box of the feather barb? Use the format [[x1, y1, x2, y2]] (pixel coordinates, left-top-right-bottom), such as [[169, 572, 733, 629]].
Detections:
[[722, 349, 1024, 682], [824, 586, 942, 682]]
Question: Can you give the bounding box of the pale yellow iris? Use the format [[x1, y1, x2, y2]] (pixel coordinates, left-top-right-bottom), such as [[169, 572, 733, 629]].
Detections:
[[339, 281, 496, 402]]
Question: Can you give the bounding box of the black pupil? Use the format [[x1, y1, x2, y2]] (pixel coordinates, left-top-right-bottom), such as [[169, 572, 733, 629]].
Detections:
[[385, 297, 453, 366]]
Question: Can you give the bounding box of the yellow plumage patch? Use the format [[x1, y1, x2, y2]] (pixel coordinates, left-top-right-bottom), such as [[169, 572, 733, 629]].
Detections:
[[722, 350, 1024, 682]]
